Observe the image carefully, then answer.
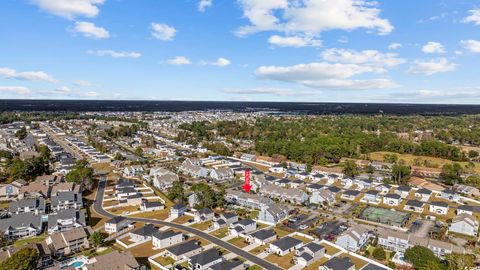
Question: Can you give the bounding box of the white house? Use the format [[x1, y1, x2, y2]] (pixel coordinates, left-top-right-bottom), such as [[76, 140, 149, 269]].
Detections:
[[335, 225, 371, 252], [170, 204, 187, 218], [429, 201, 449, 215], [383, 194, 402, 206], [195, 208, 214, 223], [415, 188, 432, 202], [269, 236, 303, 256], [152, 230, 183, 249], [449, 214, 479, 237], [246, 229, 277, 245], [229, 219, 256, 237], [395, 186, 412, 198], [404, 200, 425, 213], [104, 216, 131, 234], [294, 242, 325, 266]]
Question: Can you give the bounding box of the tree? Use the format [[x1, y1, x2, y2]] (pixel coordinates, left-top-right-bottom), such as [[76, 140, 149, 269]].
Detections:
[[65, 159, 94, 190], [0, 247, 39, 270], [383, 153, 398, 164], [446, 253, 474, 270], [366, 164, 375, 174], [15, 127, 27, 140], [167, 181, 186, 204], [404, 246, 442, 270], [465, 175, 480, 189], [89, 231, 107, 247], [391, 164, 411, 185], [343, 160, 359, 178], [372, 247, 386, 261], [468, 150, 479, 159], [440, 163, 463, 185]]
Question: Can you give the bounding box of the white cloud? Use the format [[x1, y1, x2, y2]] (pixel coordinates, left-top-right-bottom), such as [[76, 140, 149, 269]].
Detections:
[[463, 9, 480, 26], [320, 48, 405, 69], [31, 0, 104, 19], [268, 35, 321, 47], [0, 67, 58, 83], [198, 0, 213, 12], [461, 40, 480, 53], [408, 58, 456, 75], [224, 87, 297, 96], [86, 50, 142, 58], [236, 0, 393, 37], [82, 91, 102, 97], [73, 80, 92, 87], [151, 23, 177, 41], [201, 57, 231, 67], [422, 42, 445, 54], [72, 21, 109, 39], [337, 36, 349, 44], [388, 43, 402, 50], [167, 56, 191, 65], [255, 62, 398, 90], [55, 86, 71, 93], [0, 86, 30, 95]]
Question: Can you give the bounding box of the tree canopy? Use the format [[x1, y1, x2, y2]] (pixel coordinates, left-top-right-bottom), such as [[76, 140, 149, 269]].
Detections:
[[0, 247, 39, 270]]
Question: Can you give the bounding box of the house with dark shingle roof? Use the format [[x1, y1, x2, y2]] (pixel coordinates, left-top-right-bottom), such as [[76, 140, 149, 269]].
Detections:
[[104, 216, 131, 234], [457, 204, 480, 216], [269, 236, 303, 256], [415, 188, 432, 202], [246, 229, 277, 245], [188, 248, 223, 270], [0, 212, 43, 240], [129, 224, 158, 242], [47, 209, 86, 234], [152, 229, 183, 249], [341, 190, 361, 201], [383, 193, 402, 206], [395, 186, 412, 198], [229, 219, 256, 237], [319, 257, 355, 270], [208, 259, 243, 270], [9, 197, 46, 215], [429, 201, 449, 215], [404, 200, 425, 213], [165, 240, 202, 261], [294, 242, 325, 266]]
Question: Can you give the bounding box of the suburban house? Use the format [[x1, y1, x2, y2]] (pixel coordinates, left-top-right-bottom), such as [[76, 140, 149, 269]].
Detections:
[[188, 248, 223, 270], [0, 242, 52, 268], [229, 219, 256, 237], [19, 182, 49, 198], [170, 203, 187, 218], [129, 224, 158, 242], [355, 179, 374, 190], [395, 186, 412, 198], [319, 257, 355, 270], [341, 190, 361, 201], [50, 191, 83, 212], [457, 205, 480, 216], [440, 189, 461, 202], [415, 188, 433, 202], [208, 260, 243, 270], [429, 201, 449, 215], [194, 208, 215, 223], [212, 213, 238, 229], [140, 201, 164, 212], [152, 230, 183, 249], [260, 183, 308, 204], [258, 204, 289, 224], [335, 225, 371, 252], [225, 190, 271, 209], [152, 174, 178, 191], [47, 209, 86, 234], [210, 167, 234, 181], [294, 242, 325, 266], [307, 183, 324, 193], [341, 178, 353, 188], [310, 173, 326, 182], [165, 240, 202, 261], [83, 250, 142, 270], [383, 193, 402, 206], [449, 213, 479, 237], [269, 236, 303, 256], [0, 213, 43, 240], [269, 165, 285, 174], [310, 189, 336, 205], [8, 197, 46, 215], [123, 165, 144, 177], [246, 229, 277, 245], [404, 200, 425, 213], [361, 190, 381, 204], [45, 227, 92, 257], [105, 216, 131, 234], [179, 160, 210, 178], [376, 184, 391, 194]]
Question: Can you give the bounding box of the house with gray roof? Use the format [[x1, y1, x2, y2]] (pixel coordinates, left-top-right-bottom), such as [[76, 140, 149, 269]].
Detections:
[[188, 248, 223, 270], [51, 191, 83, 212], [440, 189, 461, 202], [0, 212, 43, 240], [457, 205, 480, 216], [335, 225, 371, 252], [129, 224, 158, 242], [404, 200, 425, 213], [229, 219, 256, 237], [105, 216, 131, 234], [395, 186, 412, 198], [195, 208, 214, 222], [152, 229, 183, 249], [165, 240, 202, 261], [213, 212, 238, 229], [449, 213, 479, 237], [320, 257, 355, 270], [269, 236, 303, 256], [294, 242, 325, 266], [208, 260, 243, 270], [246, 229, 277, 245], [9, 197, 46, 215], [47, 209, 86, 234], [415, 188, 432, 202], [429, 201, 449, 215], [258, 204, 289, 225], [383, 193, 402, 206], [341, 190, 361, 201]]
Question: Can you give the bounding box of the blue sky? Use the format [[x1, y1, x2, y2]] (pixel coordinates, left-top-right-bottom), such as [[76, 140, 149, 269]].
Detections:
[[1, 0, 480, 103]]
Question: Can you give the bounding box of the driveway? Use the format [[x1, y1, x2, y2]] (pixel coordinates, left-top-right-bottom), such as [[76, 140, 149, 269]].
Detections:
[[93, 178, 282, 270]]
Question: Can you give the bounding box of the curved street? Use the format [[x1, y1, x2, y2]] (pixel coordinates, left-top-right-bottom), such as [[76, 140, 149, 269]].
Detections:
[[93, 178, 283, 270]]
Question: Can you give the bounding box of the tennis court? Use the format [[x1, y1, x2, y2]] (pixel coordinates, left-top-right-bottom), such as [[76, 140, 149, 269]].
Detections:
[[359, 206, 410, 227]]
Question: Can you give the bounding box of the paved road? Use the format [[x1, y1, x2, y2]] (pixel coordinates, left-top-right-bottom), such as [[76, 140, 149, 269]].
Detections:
[[93, 178, 282, 270]]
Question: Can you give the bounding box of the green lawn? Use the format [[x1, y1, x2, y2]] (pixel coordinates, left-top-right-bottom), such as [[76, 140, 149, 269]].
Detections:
[[13, 235, 47, 247]]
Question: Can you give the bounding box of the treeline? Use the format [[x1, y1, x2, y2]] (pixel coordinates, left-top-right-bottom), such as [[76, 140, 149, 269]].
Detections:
[[0, 145, 51, 182], [179, 116, 471, 164]]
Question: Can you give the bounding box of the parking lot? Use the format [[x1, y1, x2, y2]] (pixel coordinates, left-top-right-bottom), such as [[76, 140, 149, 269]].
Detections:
[[309, 220, 347, 241]]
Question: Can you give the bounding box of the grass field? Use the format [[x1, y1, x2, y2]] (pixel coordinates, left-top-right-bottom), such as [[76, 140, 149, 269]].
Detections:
[[191, 221, 212, 231], [228, 237, 249, 248], [210, 227, 228, 238]]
